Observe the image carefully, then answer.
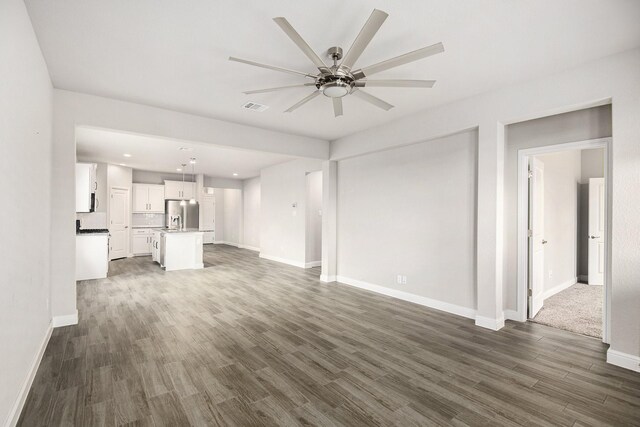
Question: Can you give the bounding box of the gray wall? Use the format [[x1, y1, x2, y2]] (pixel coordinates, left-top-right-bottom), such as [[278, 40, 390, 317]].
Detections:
[[0, 0, 53, 423], [132, 169, 184, 185], [504, 105, 611, 309], [336, 130, 478, 311], [260, 158, 323, 266]]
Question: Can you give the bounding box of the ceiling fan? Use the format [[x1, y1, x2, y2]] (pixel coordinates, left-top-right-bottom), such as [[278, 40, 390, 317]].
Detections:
[[229, 9, 444, 117]]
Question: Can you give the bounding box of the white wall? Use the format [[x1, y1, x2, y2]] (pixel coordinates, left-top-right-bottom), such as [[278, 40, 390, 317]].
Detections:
[[222, 189, 242, 246], [260, 159, 323, 267], [242, 177, 261, 251], [505, 106, 611, 306], [330, 48, 640, 366], [0, 0, 53, 424], [337, 131, 478, 314], [132, 169, 184, 185], [305, 171, 323, 265], [534, 151, 582, 296]]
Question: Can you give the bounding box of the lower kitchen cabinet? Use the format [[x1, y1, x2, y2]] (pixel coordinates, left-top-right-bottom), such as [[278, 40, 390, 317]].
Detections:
[[132, 228, 154, 255]]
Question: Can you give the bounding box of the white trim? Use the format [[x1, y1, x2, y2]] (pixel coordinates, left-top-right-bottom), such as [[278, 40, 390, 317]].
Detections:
[[475, 315, 505, 331], [504, 309, 520, 321], [259, 253, 306, 268], [6, 322, 53, 427], [305, 261, 321, 268], [239, 244, 260, 252], [335, 275, 476, 320], [320, 274, 336, 283], [578, 274, 589, 283], [542, 277, 577, 301], [517, 137, 612, 343], [52, 310, 78, 327], [607, 349, 640, 373]]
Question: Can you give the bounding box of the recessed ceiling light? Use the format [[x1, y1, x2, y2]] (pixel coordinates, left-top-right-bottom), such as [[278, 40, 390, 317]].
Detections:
[[123, 153, 132, 157], [233, 173, 238, 176], [176, 168, 182, 172], [189, 158, 197, 164], [119, 163, 126, 166]]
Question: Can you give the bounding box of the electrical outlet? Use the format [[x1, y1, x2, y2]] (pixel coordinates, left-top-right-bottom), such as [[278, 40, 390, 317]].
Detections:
[[396, 275, 402, 285], [402, 275, 407, 285], [548, 270, 553, 279]]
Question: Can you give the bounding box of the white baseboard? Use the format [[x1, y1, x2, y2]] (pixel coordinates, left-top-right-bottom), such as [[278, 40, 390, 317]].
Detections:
[[259, 253, 306, 269], [475, 315, 505, 331], [305, 261, 321, 268], [214, 241, 240, 247], [543, 277, 577, 301], [607, 349, 640, 372], [335, 275, 476, 320], [52, 310, 78, 327], [239, 244, 260, 252], [320, 274, 336, 283], [503, 309, 522, 322], [6, 321, 53, 426]]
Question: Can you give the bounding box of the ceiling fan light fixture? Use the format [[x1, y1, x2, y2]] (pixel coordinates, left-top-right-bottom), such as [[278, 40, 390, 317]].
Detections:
[[321, 81, 350, 98]]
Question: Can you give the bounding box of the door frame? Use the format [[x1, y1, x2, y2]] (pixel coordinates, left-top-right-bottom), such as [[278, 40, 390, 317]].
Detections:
[[108, 186, 130, 260], [516, 137, 611, 343]]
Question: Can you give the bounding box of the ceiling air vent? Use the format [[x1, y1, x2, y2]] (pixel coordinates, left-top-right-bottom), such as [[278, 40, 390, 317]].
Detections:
[[242, 101, 269, 112]]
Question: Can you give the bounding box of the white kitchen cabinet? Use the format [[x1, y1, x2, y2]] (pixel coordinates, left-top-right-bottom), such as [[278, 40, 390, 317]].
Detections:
[[75, 163, 97, 212], [76, 233, 109, 280], [132, 228, 154, 255], [132, 184, 165, 213], [151, 231, 162, 262], [164, 180, 196, 200]]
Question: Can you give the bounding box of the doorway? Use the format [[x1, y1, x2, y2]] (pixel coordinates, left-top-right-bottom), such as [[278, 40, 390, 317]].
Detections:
[[109, 186, 130, 260], [518, 138, 611, 342]]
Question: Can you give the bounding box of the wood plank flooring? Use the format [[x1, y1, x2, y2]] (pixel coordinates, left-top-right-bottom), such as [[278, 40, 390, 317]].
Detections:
[[18, 244, 640, 426]]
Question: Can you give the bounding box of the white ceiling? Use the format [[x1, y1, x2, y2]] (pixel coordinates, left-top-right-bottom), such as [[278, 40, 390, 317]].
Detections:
[[75, 127, 294, 179], [26, 0, 640, 140]]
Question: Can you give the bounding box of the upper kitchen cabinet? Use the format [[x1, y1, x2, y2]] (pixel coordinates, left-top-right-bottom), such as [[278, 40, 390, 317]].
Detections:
[[76, 163, 97, 212], [133, 184, 165, 213], [164, 180, 196, 200]]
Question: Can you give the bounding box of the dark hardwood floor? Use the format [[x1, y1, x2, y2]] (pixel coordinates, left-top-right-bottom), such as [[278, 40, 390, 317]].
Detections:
[[18, 244, 640, 426]]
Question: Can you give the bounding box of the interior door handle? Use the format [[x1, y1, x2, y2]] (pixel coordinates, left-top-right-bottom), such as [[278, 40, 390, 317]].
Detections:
[[589, 235, 601, 239], [542, 239, 548, 244]]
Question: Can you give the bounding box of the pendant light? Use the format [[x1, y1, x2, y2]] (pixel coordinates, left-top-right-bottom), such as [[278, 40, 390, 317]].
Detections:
[[189, 158, 197, 205], [179, 163, 187, 206]]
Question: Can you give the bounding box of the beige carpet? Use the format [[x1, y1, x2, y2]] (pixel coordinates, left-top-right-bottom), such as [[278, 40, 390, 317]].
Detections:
[[532, 283, 602, 338]]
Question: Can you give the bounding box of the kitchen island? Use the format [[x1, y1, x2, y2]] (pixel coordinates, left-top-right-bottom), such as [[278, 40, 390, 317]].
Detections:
[[152, 229, 203, 271]]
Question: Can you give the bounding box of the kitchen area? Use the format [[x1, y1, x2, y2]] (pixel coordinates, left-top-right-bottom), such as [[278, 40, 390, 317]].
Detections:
[[75, 159, 219, 280]]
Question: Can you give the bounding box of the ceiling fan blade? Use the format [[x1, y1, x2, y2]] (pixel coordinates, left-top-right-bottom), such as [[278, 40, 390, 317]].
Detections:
[[273, 17, 331, 74], [355, 79, 436, 88], [243, 83, 316, 95], [229, 57, 316, 78], [339, 9, 388, 72], [352, 42, 444, 79], [332, 97, 343, 117], [351, 89, 394, 111], [285, 90, 321, 113]]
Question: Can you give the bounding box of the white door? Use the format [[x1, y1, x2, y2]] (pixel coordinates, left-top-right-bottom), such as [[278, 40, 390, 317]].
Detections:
[[148, 185, 165, 212], [588, 177, 605, 286], [201, 195, 215, 231], [109, 187, 129, 260], [528, 158, 545, 318]]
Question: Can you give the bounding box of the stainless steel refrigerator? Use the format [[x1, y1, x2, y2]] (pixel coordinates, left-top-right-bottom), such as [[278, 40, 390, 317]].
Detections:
[[165, 200, 199, 230]]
